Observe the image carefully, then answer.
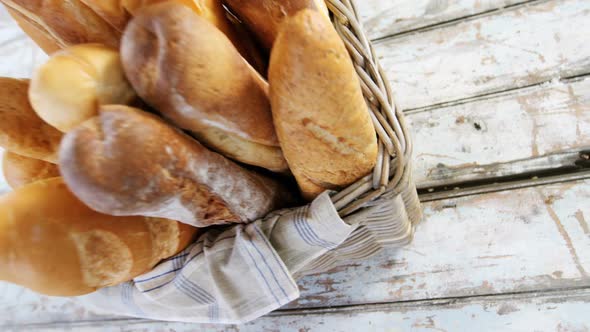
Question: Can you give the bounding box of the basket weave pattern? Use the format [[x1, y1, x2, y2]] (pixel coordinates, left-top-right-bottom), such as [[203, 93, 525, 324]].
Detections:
[[296, 0, 422, 275]]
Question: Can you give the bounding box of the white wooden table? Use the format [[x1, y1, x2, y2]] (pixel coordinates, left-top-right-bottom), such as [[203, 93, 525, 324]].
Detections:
[[1, 0, 589, 331]]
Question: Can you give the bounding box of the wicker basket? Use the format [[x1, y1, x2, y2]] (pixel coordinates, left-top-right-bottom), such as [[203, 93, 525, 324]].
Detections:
[[294, 0, 422, 276]]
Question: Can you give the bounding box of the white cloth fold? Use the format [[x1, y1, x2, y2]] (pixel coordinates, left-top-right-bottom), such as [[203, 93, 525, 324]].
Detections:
[[79, 193, 354, 324]]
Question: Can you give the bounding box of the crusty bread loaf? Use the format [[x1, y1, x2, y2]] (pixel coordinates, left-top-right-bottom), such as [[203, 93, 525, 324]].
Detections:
[[59, 105, 292, 227], [81, 0, 267, 74], [0, 177, 197, 296], [78, 0, 139, 32], [0, 0, 121, 51], [2, 152, 60, 189], [223, 0, 329, 50], [0, 78, 62, 163], [269, 10, 378, 200], [121, 2, 286, 171], [81, 0, 222, 31], [29, 44, 136, 132], [4, 5, 62, 54]]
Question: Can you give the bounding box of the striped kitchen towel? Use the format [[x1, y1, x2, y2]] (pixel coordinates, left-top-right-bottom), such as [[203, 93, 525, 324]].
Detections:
[[78, 192, 354, 324]]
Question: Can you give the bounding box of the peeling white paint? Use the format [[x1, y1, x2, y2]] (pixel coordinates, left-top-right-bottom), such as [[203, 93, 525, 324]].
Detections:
[[375, 0, 590, 109], [357, 0, 526, 40]]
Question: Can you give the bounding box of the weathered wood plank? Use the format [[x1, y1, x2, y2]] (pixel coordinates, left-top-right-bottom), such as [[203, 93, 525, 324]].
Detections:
[[291, 178, 590, 308], [375, 0, 590, 109], [8, 289, 590, 331], [357, 0, 528, 40], [408, 77, 590, 188], [419, 170, 590, 202], [1, 177, 589, 326]]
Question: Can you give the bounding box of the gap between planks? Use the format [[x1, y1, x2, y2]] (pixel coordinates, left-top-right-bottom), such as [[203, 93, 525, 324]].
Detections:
[[416, 149, 590, 192], [407, 74, 590, 191], [404, 73, 590, 115], [272, 286, 590, 316], [6, 286, 590, 330], [375, 0, 590, 109], [368, 0, 547, 44], [419, 169, 590, 202], [417, 150, 590, 195]]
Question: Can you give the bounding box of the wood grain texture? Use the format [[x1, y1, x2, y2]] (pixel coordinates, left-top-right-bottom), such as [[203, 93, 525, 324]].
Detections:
[[6, 288, 590, 331], [375, 0, 590, 109], [1, 178, 589, 327], [291, 178, 590, 308], [409, 77, 590, 188], [356, 0, 527, 40]]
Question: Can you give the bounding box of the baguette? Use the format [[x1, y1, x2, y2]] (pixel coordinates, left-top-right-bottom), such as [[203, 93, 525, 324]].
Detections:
[[29, 44, 136, 132], [0, 177, 197, 296], [4, 6, 62, 54], [0, 78, 62, 163], [80, 0, 230, 31], [121, 2, 286, 172], [0, 0, 121, 52], [59, 105, 292, 227], [78, 0, 139, 32], [269, 10, 378, 200], [2, 152, 60, 189], [223, 0, 329, 50], [81, 0, 267, 74]]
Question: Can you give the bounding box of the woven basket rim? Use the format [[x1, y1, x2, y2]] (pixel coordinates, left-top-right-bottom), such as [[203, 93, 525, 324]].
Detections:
[[319, 0, 415, 220], [271, 1, 421, 277]]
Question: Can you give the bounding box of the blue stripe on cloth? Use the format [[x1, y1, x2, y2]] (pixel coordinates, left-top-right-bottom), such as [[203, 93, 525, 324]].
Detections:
[[160, 234, 235, 263], [135, 267, 183, 284], [252, 225, 296, 287], [293, 208, 315, 247], [175, 274, 215, 304], [160, 243, 195, 263], [241, 231, 281, 305], [249, 242, 289, 299], [208, 303, 219, 321], [141, 250, 207, 293], [173, 254, 183, 270], [294, 207, 337, 248], [301, 218, 338, 248], [138, 235, 238, 287], [121, 282, 144, 316], [250, 224, 291, 298], [184, 235, 237, 265], [297, 208, 327, 247], [141, 280, 173, 293], [160, 252, 189, 263], [294, 208, 325, 247], [301, 207, 338, 248]]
